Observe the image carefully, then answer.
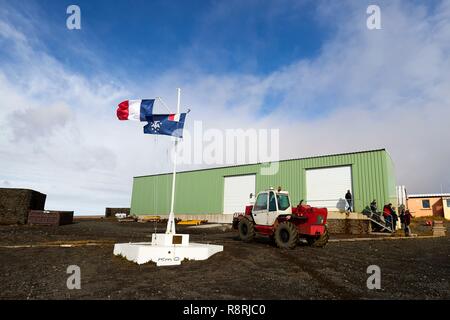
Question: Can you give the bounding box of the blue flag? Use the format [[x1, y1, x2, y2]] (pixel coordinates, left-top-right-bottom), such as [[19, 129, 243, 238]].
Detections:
[[143, 113, 187, 138]]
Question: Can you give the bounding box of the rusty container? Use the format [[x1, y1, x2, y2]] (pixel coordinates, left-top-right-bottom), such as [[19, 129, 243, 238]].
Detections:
[[28, 210, 74, 226]]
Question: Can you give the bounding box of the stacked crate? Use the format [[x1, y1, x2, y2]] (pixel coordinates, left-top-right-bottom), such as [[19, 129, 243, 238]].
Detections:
[[28, 210, 74, 226], [0, 188, 46, 225], [105, 207, 130, 218]]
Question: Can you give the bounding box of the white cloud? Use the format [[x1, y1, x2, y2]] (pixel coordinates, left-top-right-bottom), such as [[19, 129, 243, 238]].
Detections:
[[8, 103, 73, 141], [0, 1, 449, 215]]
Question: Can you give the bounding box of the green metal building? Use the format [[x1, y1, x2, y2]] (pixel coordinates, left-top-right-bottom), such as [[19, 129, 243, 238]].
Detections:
[[131, 149, 397, 216]]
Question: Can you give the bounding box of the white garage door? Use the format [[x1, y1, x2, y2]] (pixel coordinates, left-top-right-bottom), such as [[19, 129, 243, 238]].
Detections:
[[223, 175, 256, 214], [306, 166, 352, 211]]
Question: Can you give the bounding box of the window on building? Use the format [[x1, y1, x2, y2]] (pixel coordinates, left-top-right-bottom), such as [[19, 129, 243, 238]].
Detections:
[[422, 199, 430, 209], [446, 199, 450, 208]]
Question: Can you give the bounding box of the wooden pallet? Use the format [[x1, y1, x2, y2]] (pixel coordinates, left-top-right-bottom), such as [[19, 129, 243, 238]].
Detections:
[[136, 215, 161, 223], [177, 219, 208, 226]]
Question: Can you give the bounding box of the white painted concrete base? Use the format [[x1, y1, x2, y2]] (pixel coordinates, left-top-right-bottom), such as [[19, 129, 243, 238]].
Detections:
[[326, 211, 369, 220], [113, 233, 223, 266]]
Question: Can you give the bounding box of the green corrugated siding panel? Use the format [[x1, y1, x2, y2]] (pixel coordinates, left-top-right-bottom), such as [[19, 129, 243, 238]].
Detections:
[[131, 149, 395, 215], [383, 151, 398, 207], [131, 164, 260, 215], [131, 173, 172, 215]]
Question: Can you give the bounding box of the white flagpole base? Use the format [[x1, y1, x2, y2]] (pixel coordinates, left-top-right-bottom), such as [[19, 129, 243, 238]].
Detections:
[[113, 233, 223, 266]]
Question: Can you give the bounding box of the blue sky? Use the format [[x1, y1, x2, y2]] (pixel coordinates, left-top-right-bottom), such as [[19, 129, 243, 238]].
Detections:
[[1, 0, 449, 214], [3, 0, 330, 76]]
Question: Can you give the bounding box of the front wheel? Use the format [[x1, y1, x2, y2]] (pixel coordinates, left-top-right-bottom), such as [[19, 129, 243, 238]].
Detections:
[[238, 218, 255, 242], [274, 221, 298, 249], [306, 226, 329, 247]]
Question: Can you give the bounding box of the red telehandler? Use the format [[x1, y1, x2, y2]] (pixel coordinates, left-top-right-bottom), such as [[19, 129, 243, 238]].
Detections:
[[232, 188, 329, 248]]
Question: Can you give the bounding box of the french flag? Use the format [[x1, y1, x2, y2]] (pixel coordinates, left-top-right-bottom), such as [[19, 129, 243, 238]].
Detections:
[[168, 114, 181, 121], [117, 99, 154, 121]]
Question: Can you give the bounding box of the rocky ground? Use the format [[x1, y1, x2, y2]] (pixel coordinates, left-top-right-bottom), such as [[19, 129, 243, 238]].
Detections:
[[0, 219, 448, 299]]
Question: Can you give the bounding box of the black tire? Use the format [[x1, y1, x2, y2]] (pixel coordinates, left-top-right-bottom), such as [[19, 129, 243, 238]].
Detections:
[[238, 218, 255, 242], [274, 222, 298, 249], [307, 226, 329, 247]]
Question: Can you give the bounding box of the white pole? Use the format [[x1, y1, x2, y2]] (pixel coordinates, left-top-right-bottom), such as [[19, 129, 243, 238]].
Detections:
[[166, 88, 181, 234]]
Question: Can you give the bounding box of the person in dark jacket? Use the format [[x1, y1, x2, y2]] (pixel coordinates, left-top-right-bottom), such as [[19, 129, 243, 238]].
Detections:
[[391, 206, 398, 231], [399, 206, 406, 229], [345, 190, 353, 213], [370, 200, 378, 213], [404, 210, 413, 236], [368, 199, 384, 225]]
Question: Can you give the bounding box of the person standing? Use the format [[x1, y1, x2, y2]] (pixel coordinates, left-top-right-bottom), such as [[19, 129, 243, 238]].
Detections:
[[404, 210, 413, 236], [391, 206, 398, 231], [383, 204, 393, 230], [345, 190, 353, 213], [399, 207, 406, 230], [370, 199, 378, 213]]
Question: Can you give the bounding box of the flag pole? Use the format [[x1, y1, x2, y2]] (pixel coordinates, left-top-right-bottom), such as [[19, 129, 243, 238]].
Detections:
[[166, 87, 181, 235]]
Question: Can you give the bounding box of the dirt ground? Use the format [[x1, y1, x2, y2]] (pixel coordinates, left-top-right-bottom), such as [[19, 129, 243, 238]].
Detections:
[[0, 219, 448, 300]]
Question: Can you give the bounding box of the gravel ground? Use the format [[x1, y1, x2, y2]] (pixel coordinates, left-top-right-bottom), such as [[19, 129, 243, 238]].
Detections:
[[0, 219, 448, 300]]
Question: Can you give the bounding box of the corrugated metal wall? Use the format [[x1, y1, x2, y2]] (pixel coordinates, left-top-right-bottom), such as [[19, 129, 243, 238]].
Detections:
[[130, 149, 396, 215], [384, 151, 398, 207]]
